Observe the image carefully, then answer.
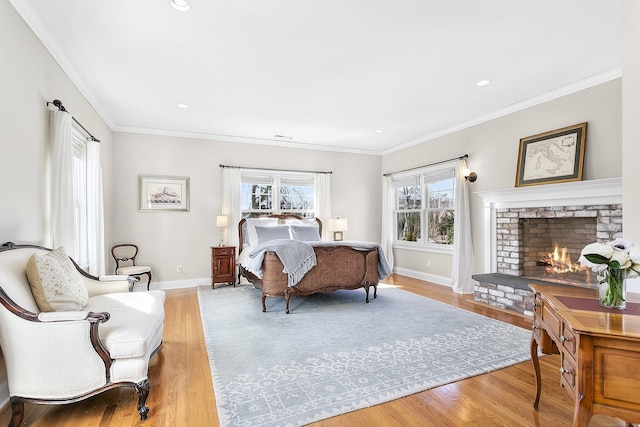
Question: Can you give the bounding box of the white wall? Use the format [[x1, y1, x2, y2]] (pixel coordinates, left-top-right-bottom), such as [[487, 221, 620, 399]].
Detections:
[[382, 79, 622, 284], [111, 132, 381, 286]]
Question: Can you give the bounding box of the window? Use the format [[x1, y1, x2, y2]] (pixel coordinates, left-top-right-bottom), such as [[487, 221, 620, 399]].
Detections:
[[394, 167, 455, 247], [241, 171, 315, 218], [71, 126, 89, 268]]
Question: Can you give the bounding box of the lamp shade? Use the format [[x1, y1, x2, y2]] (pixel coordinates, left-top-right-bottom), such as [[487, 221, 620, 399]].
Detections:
[[216, 215, 228, 227], [332, 218, 348, 231]]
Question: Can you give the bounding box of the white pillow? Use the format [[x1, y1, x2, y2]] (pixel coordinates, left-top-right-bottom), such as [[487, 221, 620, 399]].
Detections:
[[290, 225, 321, 241], [26, 247, 89, 312], [255, 224, 292, 244], [245, 217, 279, 247]]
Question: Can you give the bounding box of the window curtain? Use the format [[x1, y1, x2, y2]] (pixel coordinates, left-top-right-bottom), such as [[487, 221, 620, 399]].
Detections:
[[451, 158, 474, 294], [86, 140, 105, 275], [381, 175, 395, 269], [50, 110, 76, 254], [314, 173, 331, 241], [222, 167, 242, 248]]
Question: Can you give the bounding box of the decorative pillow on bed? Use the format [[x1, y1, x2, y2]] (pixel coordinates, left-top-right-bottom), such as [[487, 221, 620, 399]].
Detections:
[[290, 225, 321, 241], [246, 217, 280, 246], [25, 247, 89, 312], [255, 224, 292, 244]]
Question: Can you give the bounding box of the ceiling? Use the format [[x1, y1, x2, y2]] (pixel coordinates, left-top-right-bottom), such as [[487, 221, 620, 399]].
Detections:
[[11, 0, 622, 154]]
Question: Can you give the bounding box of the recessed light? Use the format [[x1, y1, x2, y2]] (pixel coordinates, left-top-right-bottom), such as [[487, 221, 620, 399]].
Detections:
[[171, 0, 190, 11], [375, 130, 383, 133], [476, 79, 491, 87], [176, 103, 188, 109]]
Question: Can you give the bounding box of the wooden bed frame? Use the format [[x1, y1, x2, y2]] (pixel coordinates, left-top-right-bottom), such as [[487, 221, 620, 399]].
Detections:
[[238, 214, 379, 313]]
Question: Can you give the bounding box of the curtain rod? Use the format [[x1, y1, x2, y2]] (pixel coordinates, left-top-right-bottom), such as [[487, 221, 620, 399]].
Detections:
[[46, 99, 101, 143], [219, 164, 332, 174], [382, 154, 468, 177]]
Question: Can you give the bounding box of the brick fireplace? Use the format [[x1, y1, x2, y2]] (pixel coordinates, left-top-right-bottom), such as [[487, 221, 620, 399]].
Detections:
[[473, 178, 622, 315], [496, 204, 621, 285]]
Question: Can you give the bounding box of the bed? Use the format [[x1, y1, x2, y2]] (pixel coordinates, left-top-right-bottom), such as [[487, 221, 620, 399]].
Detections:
[[237, 214, 390, 313]]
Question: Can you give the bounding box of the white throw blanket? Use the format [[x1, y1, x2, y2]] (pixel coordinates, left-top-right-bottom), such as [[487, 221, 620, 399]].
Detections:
[[247, 239, 317, 287]]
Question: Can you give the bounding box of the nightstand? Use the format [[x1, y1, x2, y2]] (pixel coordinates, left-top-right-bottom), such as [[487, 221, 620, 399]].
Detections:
[[210, 246, 236, 288]]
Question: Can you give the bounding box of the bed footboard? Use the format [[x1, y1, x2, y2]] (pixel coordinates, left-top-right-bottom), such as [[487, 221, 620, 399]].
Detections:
[[260, 246, 379, 313]]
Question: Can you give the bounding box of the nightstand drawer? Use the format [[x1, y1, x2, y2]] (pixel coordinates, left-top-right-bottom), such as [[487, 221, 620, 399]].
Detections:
[[212, 248, 234, 256]]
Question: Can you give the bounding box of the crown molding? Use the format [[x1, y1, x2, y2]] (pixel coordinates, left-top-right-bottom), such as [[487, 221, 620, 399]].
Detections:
[[114, 125, 382, 155], [382, 68, 623, 156]]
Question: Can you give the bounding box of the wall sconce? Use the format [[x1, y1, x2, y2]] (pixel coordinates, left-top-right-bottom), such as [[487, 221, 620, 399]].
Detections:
[[216, 215, 228, 246], [331, 217, 348, 241], [463, 168, 478, 182]]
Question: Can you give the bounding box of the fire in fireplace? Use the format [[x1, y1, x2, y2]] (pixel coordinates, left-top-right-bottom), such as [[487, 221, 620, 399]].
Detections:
[[537, 242, 594, 285]]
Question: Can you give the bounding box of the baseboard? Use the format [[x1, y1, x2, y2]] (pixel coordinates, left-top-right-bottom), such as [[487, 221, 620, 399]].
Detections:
[[392, 267, 452, 287], [146, 277, 209, 291]]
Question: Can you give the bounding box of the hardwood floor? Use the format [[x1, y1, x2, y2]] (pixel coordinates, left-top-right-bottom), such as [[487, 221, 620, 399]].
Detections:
[[0, 275, 632, 426]]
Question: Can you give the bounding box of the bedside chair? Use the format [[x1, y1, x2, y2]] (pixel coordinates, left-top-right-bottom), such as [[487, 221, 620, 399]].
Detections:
[[111, 244, 152, 290]]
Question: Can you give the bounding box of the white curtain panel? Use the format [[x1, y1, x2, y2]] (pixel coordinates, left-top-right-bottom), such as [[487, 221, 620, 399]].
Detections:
[[381, 175, 395, 270], [222, 167, 242, 248], [314, 173, 332, 241], [86, 140, 105, 275], [50, 110, 75, 254], [452, 158, 475, 294]]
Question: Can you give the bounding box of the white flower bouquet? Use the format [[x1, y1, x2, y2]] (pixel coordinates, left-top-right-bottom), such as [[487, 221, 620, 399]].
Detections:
[[578, 238, 640, 308]]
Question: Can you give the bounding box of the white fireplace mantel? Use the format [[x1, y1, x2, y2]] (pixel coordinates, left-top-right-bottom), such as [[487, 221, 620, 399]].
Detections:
[[475, 177, 622, 272], [475, 177, 622, 209]]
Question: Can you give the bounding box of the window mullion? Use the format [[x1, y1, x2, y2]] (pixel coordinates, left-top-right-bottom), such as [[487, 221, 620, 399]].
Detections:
[[274, 176, 281, 214]]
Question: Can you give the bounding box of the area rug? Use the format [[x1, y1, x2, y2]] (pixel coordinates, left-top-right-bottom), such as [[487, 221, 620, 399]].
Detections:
[[197, 284, 532, 427]]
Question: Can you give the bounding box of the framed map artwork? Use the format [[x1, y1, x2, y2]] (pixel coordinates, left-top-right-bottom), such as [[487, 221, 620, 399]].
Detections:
[[515, 122, 587, 187]]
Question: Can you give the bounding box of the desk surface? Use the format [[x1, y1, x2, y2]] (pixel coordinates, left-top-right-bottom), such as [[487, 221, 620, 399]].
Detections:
[[530, 283, 640, 342]]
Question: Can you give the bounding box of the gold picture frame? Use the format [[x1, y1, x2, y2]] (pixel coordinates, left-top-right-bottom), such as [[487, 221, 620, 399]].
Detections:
[[515, 122, 587, 187], [139, 175, 190, 211]]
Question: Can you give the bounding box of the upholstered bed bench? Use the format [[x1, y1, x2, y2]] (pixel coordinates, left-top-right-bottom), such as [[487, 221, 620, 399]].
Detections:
[[0, 243, 165, 426]]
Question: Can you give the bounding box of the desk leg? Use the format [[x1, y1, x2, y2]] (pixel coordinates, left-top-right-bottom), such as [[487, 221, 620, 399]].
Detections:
[[574, 401, 592, 427], [531, 335, 542, 410]]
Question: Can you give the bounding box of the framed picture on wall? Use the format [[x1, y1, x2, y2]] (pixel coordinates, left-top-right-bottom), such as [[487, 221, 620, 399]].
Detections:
[[139, 175, 190, 211], [515, 122, 587, 187]]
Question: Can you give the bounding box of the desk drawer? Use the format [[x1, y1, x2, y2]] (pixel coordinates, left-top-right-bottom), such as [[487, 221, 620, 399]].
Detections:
[[561, 323, 577, 360], [560, 355, 576, 396], [534, 293, 543, 316], [541, 301, 561, 341]]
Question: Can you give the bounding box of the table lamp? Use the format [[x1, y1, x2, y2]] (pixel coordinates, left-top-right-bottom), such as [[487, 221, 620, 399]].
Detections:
[[216, 215, 228, 246], [332, 217, 348, 241]]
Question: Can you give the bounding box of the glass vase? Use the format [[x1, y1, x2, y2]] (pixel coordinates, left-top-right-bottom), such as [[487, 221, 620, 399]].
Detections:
[[598, 268, 627, 310]]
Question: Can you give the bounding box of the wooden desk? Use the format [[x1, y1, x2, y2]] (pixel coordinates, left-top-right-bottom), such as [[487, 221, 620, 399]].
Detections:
[[530, 284, 640, 427]]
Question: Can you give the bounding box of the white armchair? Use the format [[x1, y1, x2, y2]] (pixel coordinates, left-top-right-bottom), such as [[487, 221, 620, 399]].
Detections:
[[0, 243, 165, 426]]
